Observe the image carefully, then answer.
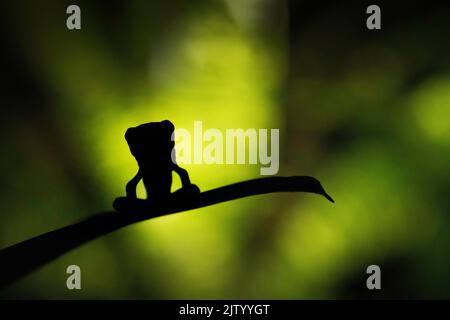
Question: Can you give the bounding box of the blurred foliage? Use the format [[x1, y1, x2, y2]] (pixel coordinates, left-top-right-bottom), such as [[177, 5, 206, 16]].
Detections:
[[0, 0, 449, 298]]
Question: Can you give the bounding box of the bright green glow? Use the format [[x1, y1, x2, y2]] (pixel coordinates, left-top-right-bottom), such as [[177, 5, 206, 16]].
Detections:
[[410, 75, 450, 146], [83, 13, 282, 296]]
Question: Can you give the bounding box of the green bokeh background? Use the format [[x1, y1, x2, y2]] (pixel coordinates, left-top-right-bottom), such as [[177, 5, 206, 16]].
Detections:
[[0, 0, 449, 298]]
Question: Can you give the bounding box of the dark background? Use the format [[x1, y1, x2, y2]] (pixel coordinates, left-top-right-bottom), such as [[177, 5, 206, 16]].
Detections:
[[0, 0, 449, 298]]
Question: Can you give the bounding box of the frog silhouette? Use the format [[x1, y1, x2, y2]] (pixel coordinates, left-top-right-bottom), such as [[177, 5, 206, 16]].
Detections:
[[113, 120, 200, 212]]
